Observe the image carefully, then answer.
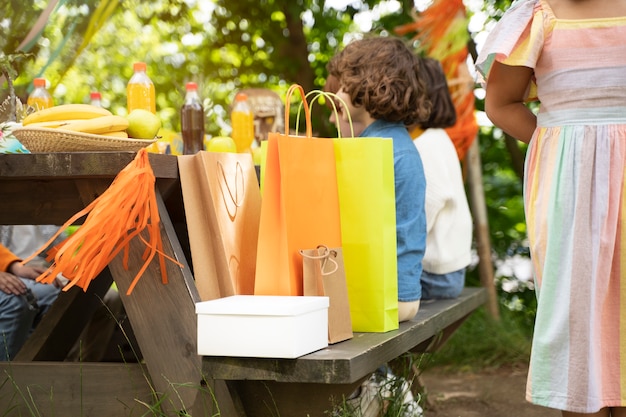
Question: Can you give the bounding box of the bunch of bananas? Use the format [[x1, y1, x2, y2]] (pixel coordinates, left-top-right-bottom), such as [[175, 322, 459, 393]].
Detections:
[[22, 104, 130, 138]]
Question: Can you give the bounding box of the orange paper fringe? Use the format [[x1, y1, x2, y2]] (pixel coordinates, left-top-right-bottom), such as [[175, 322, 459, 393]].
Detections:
[[21, 149, 181, 295], [395, 0, 479, 160]]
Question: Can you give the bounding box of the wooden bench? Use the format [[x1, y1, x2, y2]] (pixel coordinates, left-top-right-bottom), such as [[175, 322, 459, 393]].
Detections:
[[0, 152, 486, 416], [202, 287, 486, 417]]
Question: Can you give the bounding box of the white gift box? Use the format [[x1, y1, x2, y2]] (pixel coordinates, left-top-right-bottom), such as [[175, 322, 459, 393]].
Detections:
[[195, 295, 329, 358]]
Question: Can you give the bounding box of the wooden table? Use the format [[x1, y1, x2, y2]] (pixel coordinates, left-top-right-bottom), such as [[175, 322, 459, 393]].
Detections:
[[0, 152, 233, 416], [0, 152, 486, 417]]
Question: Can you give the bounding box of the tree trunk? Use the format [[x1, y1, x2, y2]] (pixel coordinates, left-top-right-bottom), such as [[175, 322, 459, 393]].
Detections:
[[466, 137, 500, 320]]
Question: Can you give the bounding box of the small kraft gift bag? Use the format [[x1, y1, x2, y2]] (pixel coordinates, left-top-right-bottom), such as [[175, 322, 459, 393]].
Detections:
[[300, 245, 353, 344]]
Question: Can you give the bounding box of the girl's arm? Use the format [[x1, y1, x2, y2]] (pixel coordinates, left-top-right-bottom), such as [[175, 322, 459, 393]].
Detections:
[[484, 61, 537, 144]]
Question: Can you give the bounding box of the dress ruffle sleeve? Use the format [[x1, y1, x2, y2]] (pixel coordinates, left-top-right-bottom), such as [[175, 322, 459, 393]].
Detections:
[[475, 0, 548, 100]]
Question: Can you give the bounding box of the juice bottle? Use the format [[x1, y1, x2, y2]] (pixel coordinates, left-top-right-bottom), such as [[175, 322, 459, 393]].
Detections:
[[126, 62, 156, 114], [90, 91, 102, 107], [231, 92, 254, 153], [180, 82, 205, 155], [27, 78, 53, 111]]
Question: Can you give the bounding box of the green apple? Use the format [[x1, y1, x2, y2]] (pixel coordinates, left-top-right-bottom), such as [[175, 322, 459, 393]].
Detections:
[[126, 109, 161, 139], [206, 136, 237, 153]]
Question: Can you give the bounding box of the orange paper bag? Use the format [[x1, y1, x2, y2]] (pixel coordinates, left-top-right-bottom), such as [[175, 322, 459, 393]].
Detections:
[[178, 151, 261, 300], [254, 85, 342, 296]]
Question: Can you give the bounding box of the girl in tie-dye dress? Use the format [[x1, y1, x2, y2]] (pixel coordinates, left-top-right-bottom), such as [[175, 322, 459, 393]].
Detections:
[[475, 0, 626, 415]]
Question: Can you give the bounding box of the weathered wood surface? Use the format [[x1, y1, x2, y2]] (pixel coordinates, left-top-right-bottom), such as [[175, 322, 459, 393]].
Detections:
[[14, 270, 114, 361], [0, 362, 153, 416], [0, 152, 178, 225], [106, 192, 206, 415], [203, 287, 487, 385]]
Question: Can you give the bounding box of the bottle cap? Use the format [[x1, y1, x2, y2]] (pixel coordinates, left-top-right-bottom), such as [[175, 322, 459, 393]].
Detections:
[[33, 78, 46, 88], [90, 91, 102, 100], [186, 82, 198, 91], [133, 62, 147, 72], [235, 92, 248, 101]]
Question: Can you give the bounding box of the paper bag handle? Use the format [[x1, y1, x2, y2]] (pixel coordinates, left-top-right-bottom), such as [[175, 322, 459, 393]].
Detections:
[[284, 84, 312, 138], [299, 245, 339, 275], [304, 90, 355, 139]]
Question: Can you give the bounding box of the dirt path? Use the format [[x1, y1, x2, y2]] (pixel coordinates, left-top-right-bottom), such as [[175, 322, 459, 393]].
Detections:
[[419, 366, 561, 417]]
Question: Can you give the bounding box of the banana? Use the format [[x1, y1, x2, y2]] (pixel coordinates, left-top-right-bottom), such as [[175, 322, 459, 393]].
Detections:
[[26, 119, 85, 128], [59, 115, 129, 135], [101, 130, 129, 138], [23, 104, 112, 125]]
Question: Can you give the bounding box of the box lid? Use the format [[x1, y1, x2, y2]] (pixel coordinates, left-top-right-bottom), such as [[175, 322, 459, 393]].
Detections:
[[195, 295, 329, 316]]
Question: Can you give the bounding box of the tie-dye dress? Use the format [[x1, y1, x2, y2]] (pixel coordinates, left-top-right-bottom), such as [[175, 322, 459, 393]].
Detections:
[[475, 0, 626, 413]]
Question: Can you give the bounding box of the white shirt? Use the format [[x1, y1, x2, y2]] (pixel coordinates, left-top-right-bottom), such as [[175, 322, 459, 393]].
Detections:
[[0, 225, 64, 260], [414, 128, 473, 274]]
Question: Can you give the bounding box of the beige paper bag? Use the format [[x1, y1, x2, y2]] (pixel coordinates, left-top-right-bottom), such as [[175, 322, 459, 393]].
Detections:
[[178, 151, 261, 300], [301, 245, 353, 344]]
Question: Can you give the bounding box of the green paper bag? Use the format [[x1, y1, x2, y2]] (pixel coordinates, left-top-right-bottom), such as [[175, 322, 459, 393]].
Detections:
[[334, 137, 399, 332]]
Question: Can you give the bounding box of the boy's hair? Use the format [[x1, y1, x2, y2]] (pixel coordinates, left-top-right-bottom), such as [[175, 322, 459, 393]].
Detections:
[[419, 57, 457, 129], [323, 74, 342, 111], [327, 36, 431, 126]]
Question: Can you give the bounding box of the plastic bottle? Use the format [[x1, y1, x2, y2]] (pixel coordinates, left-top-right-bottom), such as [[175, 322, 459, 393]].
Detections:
[[90, 91, 102, 107], [27, 78, 53, 111], [127, 62, 156, 114], [180, 82, 205, 155], [231, 92, 254, 153]]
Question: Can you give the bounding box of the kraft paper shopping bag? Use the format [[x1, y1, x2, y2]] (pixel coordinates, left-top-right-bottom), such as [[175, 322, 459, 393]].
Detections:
[[334, 137, 399, 332], [178, 151, 261, 300], [301, 245, 353, 344], [254, 84, 342, 296]]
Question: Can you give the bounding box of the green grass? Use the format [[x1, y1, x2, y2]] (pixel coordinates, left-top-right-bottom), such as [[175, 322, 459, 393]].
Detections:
[[420, 304, 534, 373]]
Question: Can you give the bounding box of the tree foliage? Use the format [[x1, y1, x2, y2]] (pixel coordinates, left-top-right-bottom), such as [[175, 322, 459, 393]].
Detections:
[[2, 0, 414, 137]]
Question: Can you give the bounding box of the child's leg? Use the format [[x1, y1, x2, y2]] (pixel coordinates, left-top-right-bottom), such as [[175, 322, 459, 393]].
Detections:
[[398, 300, 420, 322], [0, 292, 37, 360], [420, 269, 465, 300]]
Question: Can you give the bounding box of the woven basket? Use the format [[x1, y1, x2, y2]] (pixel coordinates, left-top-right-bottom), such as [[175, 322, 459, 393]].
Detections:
[[12, 127, 157, 153]]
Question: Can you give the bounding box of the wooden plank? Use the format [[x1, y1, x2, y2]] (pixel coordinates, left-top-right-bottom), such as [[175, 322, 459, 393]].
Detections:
[[0, 152, 178, 179], [233, 379, 364, 417], [202, 287, 487, 385], [0, 362, 153, 416], [106, 191, 206, 415], [14, 271, 113, 361], [0, 153, 178, 225]]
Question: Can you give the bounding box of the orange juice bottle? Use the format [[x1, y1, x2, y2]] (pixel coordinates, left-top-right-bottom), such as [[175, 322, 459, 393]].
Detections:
[[90, 91, 102, 107], [27, 78, 53, 111], [231, 92, 254, 153], [126, 62, 156, 114]]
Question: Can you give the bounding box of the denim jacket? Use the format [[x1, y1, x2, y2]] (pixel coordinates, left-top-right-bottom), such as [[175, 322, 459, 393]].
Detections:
[[360, 120, 426, 301]]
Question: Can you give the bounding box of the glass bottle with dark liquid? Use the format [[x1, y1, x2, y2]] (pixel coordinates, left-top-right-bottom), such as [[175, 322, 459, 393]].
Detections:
[[181, 82, 205, 154]]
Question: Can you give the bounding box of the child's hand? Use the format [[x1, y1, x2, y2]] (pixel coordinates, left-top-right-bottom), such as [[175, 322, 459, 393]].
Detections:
[[7, 262, 46, 281], [0, 272, 27, 295]]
